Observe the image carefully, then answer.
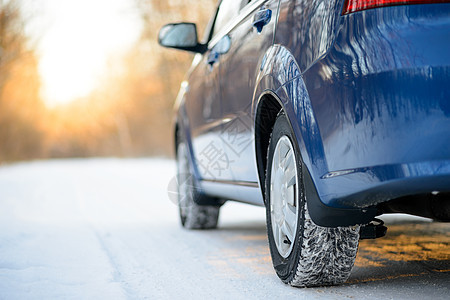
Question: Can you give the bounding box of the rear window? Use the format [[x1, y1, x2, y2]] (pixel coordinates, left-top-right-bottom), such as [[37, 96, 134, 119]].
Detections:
[[213, 0, 251, 36]]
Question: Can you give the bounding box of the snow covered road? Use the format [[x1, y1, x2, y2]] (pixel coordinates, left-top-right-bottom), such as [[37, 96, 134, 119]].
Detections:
[[0, 159, 448, 299]]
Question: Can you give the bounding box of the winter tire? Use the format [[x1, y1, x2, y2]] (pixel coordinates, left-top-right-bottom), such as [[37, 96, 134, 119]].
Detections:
[[176, 134, 220, 229], [265, 111, 360, 287]]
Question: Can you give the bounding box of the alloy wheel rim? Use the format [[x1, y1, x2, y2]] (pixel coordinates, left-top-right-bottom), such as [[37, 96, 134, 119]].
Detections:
[[270, 135, 299, 258]]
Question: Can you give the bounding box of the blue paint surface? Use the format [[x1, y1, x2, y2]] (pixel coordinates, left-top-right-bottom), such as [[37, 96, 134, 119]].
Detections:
[[175, 1, 450, 211]]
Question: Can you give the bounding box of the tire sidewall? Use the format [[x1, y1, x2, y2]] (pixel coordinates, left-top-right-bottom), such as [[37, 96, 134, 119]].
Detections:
[[176, 141, 190, 226], [265, 112, 305, 283]]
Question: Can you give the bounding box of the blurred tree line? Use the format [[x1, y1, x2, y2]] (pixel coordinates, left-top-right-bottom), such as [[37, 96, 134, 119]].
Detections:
[[0, 0, 216, 163], [0, 0, 45, 161]]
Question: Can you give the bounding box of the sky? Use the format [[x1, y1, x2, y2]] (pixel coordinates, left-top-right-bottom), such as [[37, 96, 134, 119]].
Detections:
[[24, 0, 143, 106]]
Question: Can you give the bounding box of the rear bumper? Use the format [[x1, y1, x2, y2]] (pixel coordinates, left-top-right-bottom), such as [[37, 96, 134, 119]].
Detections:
[[302, 3, 450, 210], [321, 160, 450, 208]]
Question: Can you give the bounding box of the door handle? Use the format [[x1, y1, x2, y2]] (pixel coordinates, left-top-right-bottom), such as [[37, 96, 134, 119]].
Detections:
[[207, 35, 231, 66], [207, 51, 219, 66], [252, 8, 272, 33]]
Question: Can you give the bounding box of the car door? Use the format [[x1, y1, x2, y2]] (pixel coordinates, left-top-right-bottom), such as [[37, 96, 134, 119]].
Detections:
[[214, 0, 279, 183], [182, 7, 232, 182], [187, 0, 249, 183]]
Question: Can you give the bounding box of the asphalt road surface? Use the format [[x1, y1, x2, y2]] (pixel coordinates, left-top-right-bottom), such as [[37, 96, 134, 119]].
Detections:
[[0, 159, 449, 299]]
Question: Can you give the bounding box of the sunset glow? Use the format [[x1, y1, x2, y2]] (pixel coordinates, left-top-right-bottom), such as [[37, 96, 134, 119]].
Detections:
[[28, 0, 142, 106]]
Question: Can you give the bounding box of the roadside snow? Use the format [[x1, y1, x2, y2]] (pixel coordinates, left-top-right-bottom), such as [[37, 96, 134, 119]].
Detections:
[[0, 158, 269, 299], [0, 158, 177, 299], [2, 159, 445, 300]]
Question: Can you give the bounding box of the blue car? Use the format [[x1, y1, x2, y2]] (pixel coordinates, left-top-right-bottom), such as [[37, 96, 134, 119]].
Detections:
[[159, 0, 450, 287]]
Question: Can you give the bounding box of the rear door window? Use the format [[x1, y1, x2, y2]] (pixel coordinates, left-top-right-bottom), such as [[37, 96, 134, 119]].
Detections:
[[212, 0, 250, 37]]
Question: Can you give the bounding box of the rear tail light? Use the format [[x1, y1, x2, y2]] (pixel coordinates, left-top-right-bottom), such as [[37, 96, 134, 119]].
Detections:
[[342, 0, 450, 14]]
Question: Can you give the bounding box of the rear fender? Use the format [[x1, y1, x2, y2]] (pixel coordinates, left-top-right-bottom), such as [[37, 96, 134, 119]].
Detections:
[[253, 45, 376, 226]]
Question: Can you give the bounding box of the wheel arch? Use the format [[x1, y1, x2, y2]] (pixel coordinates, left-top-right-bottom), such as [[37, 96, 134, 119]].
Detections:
[[254, 91, 282, 198], [174, 122, 180, 157], [253, 46, 377, 226], [173, 105, 201, 183]]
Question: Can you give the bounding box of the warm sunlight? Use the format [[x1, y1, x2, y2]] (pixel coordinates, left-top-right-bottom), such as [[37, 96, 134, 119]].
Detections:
[[29, 0, 142, 106], [2, 0, 212, 161]]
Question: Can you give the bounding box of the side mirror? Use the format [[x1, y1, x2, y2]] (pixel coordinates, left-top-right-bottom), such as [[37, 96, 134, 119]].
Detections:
[[158, 23, 207, 54]]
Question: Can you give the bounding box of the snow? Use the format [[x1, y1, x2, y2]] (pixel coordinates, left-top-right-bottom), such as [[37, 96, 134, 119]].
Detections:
[[1, 159, 447, 299], [0, 158, 178, 299], [0, 158, 267, 299]]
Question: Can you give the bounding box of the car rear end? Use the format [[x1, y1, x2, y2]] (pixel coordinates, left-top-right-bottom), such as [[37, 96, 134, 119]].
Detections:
[[303, 0, 450, 219]]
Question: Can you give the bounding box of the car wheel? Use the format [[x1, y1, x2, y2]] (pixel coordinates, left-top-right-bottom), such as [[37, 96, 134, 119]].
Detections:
[[265, 111, 360, 287], [176, 137, 220, 229]]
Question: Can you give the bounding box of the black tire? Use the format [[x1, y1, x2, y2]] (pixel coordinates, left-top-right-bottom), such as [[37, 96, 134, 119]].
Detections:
[[176, 134, 220, 229], [265, 111, 360, 287]]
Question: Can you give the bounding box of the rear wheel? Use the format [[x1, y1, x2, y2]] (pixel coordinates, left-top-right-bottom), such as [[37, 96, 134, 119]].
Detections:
[[176, 137, 220, 229], [265, 112, 360, 287]]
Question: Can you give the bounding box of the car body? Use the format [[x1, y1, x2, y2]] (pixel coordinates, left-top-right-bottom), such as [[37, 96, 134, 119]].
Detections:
[[159, 0, 450, 286]]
